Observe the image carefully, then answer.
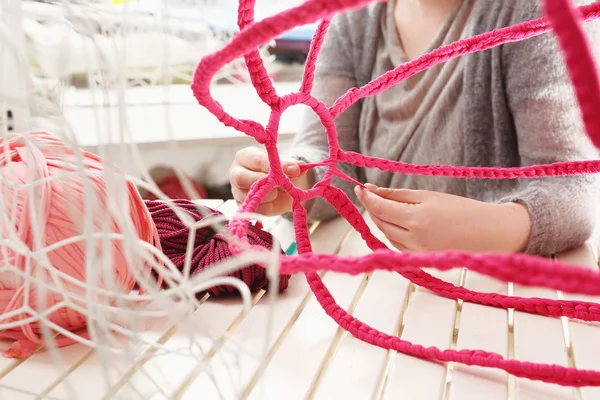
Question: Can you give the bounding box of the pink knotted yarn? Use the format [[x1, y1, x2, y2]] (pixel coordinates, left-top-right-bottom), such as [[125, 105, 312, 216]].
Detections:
[[190, 0, 600, 388], [0, 132, 160, 359]]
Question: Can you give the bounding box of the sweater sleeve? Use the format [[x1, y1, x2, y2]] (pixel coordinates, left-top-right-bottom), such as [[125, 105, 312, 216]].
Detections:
[[500, 0, 600, 255], [283, 13, 364, 222]]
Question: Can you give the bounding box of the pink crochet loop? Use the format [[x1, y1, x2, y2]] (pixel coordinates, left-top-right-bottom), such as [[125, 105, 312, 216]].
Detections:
[[191, 0, 600, 387]]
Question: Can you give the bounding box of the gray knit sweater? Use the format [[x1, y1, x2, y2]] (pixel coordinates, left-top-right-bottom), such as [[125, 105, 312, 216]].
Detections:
[[287, 0, 600, 256]]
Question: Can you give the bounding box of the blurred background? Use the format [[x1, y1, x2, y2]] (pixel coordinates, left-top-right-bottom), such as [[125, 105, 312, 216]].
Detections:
[[1, 0, 316, 200]]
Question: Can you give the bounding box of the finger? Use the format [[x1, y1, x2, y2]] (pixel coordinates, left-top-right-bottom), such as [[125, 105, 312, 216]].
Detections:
[[230, 166, 267, 190], [236, 147, 303, 179], [232, 187, 277, 205], [261, 189, 278, 203], [388, 239, 410, 252], [231, 188, 249, 206], [369, 214, 416, 251], [370, 213, 409, 235], [256, 202, 275, 215], [237, 147, 270, 173], [270, 196, 293, 216], [364, 183, 423, 204], [248, 189, 278, 204], [249, 193, 292, 216], [281, 159, 302, 178], [234, 197, 275, 216], [355, 186, 412, 228]]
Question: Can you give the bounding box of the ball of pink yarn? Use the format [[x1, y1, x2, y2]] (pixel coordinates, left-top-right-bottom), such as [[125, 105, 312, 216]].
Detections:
[[0, 132, 159, 358]]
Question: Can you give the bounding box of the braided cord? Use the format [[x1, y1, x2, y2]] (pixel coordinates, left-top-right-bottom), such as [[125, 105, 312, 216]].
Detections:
[[191, 0, 600, 387]]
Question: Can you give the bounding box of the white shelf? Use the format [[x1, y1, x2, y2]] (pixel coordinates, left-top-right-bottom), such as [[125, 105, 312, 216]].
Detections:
[[61, 81, 306, 148]]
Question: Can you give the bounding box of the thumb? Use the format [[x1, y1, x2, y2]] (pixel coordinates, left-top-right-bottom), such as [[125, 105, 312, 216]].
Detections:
[[364, 184, 422, 204], [281, 159, 304, 178]]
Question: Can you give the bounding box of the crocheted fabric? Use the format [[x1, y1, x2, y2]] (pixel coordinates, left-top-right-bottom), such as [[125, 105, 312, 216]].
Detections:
[[191, 0, 600, 387]]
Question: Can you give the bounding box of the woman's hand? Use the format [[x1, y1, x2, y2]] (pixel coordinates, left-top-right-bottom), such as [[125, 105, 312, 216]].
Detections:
[[355, 184, 532, 253], [229, 147, 311, 216]]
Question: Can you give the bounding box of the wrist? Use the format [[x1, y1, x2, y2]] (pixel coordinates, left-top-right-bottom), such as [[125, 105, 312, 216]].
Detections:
[[494, 202, 532, 253]]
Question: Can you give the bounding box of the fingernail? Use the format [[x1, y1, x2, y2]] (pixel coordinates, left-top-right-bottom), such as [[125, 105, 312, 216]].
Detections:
[[364, 183, 378, 191], [354, 186, 362, 195], [285, 164, 300, 177]]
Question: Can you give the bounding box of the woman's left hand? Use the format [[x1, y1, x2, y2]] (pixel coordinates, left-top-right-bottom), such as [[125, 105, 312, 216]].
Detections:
[[355, 184, 532, 253]]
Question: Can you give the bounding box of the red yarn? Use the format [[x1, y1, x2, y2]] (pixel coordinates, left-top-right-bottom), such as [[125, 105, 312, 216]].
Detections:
[[145, 199, 289, 297], [189, 0, 600, 388], [147, 174, 207, 201]]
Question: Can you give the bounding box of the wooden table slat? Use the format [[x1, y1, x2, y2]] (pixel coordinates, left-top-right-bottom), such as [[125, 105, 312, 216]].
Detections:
[[179, 214, 357, 399], [513, 289, 571, 399], [42, 199, 227, 400], [107, 205, 298, 399], [311, 269, 412, 400], [449, 272, 509, 400], [557, 243, 600, 400], [382, 269, 462, 400], [244, 215, 375, 400]]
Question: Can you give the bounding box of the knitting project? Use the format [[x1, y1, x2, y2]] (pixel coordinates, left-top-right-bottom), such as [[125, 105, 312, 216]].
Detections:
[[191, 0, 600, 387]]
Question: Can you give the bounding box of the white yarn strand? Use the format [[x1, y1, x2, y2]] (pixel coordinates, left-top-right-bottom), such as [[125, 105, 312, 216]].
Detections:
[[0, 1, 286, 398]]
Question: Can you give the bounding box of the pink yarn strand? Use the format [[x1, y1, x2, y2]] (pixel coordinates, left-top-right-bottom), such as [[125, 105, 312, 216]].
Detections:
[[301, 18, 332, 94], [338, 151, 600, 180], [237, 0, 280, 106], [542, 0, 600, 148], [308, 267, 600, 387], [280, 250, 600, 297]]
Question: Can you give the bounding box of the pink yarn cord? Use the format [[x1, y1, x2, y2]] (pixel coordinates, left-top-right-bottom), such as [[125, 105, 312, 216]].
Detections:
[[191, 0, 600, 387], [543, 0, 600, 148]]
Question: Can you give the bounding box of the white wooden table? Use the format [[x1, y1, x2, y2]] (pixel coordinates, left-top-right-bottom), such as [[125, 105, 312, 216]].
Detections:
[[1, 199, 599, 400]]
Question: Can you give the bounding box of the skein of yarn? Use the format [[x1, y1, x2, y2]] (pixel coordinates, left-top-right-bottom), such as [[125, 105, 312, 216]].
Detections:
[[145, 199, 290, 297], [0, 132, 159, 359]]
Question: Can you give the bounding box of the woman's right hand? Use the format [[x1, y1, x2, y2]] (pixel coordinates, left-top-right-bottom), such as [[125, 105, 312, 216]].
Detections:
[[229, 147, 311, 216]]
